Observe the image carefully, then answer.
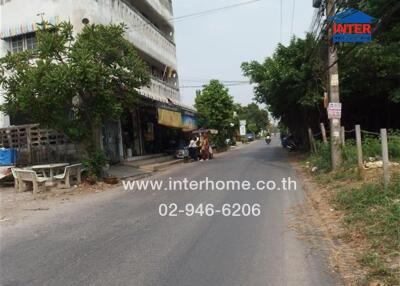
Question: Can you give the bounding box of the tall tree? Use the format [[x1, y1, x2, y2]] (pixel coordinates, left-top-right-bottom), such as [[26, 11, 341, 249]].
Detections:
[[195, 80, 235, 148], [0, 22, 150, 177], [242, 0, 400, 143], [236, 103, 270, 135], [242, 34, 324, 144]]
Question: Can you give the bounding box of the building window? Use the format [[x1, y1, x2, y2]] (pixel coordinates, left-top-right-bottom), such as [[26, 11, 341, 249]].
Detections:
[[8, 33, 37, 53], [26, 34, 37, 50], [11, 36, 24, 53]]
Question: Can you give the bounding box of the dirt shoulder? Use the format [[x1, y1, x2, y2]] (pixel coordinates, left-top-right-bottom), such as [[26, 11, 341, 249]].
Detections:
[[290, 156, 400, 286], [0, 181, 123, 228]]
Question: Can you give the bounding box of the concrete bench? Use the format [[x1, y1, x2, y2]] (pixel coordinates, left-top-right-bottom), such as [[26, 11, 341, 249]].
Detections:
[[54, 164, 82, 189], [13, 169, 48, 194]]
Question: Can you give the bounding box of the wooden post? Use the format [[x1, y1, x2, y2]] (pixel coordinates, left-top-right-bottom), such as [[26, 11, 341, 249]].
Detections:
[[7, 130, 12, 148], [355, 125, 363, 172], [381, 129, 390, 188], [308, 128, 317, 154], [320, 123, 328, 145], [27, 126, 32, 164], [341, 126, 345, 146]]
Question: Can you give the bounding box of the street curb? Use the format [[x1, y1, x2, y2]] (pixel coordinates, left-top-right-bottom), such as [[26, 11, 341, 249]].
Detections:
[[119, 171, 154, 181]]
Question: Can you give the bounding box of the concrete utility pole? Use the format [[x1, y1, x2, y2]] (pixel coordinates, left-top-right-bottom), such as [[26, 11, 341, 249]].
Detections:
[[326, 0, 342, 169]]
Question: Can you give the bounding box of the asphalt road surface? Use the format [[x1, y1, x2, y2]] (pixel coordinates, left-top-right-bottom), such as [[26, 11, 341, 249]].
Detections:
[[0, 140, 339, 286]]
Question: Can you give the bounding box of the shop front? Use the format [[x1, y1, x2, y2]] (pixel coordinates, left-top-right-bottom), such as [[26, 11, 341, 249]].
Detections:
[[116, 98, 196, 162]]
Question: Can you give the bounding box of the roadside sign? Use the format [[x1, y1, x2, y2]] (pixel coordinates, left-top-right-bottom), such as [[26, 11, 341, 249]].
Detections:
[[327, 103, 342, 119], [240, 126, 246, 136], [239, 120, 246, 136]]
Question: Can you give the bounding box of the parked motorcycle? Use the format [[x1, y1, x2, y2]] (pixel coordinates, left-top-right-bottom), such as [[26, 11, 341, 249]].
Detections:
[[285, 140, 297, 151], [281, 135, 297, 151]]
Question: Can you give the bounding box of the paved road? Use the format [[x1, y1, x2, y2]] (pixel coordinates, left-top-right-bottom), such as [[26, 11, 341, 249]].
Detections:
[[0, 140, 339, 286]]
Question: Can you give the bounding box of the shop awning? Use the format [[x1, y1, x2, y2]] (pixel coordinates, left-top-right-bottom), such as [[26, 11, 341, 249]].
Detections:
[[137, 85, 197, 129], [136, 87, 196, 113], [157, 108, 182, 128], [0, 16, 61, 39]]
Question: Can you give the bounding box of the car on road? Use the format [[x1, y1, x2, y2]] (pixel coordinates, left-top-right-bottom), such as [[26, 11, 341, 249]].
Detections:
[[246, 133, 255, 141]]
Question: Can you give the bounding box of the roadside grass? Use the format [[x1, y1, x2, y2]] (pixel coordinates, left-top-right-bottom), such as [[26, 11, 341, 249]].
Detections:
[[335, 176, 400, 285], [309, 135, 400, 173], [305, 135, 400, 285]]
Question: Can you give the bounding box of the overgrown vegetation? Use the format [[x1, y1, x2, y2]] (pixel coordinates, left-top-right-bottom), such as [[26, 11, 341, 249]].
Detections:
[[306, 135, 400, 284], [335, 175, 400, 285], [310, 135, 400, 173]]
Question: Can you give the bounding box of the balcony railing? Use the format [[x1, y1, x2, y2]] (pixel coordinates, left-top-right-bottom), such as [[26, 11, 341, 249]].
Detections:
[[160, 0, 173, 14], [140, 77, 180, 102], [117, 0, 177, 68], [143, 0, 173, 21]]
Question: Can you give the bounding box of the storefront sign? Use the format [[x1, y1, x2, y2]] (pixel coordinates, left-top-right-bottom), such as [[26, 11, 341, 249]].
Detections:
[[182, 115, 198, 132], [157, 108, 182, 128]]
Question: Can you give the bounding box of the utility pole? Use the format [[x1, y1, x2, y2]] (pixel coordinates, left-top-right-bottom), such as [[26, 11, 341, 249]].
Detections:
[[326, 0, 342, 169]]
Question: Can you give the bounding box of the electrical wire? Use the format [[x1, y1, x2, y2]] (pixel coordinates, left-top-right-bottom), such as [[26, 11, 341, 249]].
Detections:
[[180, 82, 252, 89], [280, 0, 283, 42], [290, 0, 296, 36], [172, 0, 263, 22], [129, 0, 264, 31]]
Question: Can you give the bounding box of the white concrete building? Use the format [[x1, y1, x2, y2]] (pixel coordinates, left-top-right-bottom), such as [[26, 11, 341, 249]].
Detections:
[[0, 0, 196, 162]]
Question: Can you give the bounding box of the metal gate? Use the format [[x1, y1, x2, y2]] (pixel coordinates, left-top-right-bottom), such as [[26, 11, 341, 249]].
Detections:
[[102, 122, 121, 164]]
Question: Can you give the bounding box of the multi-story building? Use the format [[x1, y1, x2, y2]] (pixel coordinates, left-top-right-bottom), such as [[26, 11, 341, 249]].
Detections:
[[0, 0, 196, 163]]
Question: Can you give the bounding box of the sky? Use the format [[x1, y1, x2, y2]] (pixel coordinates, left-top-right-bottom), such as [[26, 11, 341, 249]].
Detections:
[[172, 0, 315, 107]]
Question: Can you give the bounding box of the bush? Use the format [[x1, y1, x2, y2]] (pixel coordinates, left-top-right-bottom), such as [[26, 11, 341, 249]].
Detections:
[[363, 135, 381, 159], [388, 130, 400, 161], [83, 151, 108, 182], [309, 141, 331, 172], [307, 128, 400, 172], [342, 139, 358, 168]]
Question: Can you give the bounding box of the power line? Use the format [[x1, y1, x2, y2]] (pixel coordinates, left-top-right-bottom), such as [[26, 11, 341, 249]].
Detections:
[[180, 82, 252, 89], [172, 0, 263, 22], [129, 0, 264, 30], [290, 0, 296, 36], [181, 79, 249, 83], [280, 0, 283, 42]]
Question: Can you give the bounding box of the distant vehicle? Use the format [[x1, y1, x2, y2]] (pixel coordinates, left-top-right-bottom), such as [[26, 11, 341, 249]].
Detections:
[[281, 134, 297, 151], [246, 133, 255, 141], [265, 135, 271, 145], [175, 147, 189, 159]]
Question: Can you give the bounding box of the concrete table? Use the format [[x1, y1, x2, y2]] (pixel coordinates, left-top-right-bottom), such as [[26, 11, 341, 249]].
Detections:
[[31, 163, 69, 186]]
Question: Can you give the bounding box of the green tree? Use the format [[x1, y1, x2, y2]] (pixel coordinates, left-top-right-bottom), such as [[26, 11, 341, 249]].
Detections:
[[0, 22, 150, 177], [194, 80, 235, 148], [242, 34, 324, 144], [236, 103, 269, 135], [337, 0, 400, 129], [241, 0, 400, 144]]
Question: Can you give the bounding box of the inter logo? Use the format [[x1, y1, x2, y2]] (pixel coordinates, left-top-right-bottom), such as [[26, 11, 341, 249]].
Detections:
[[329, 8, 375, 43]]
